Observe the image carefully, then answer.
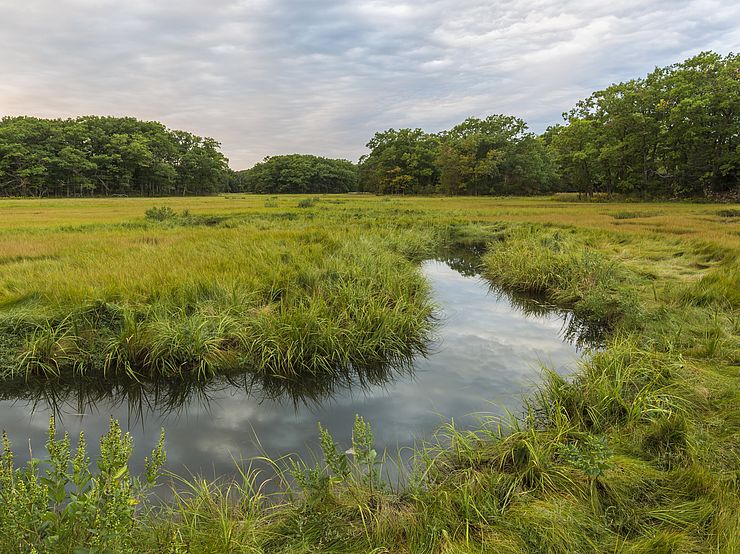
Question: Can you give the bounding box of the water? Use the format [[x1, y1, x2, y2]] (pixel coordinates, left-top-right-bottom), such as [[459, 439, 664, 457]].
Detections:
[[0, 260, 581, 479]]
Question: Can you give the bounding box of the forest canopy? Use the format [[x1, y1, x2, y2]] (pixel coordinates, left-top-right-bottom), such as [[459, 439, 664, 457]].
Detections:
[[358, 116, 556, 196], [359, 52, 739, 198], [0, 51, 737, 199], [544, 51, 739, 199], [233, 154, 358, 194], [0, 116, 230, 197]]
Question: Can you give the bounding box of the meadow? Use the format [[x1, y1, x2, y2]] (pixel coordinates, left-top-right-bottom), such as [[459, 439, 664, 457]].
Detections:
[[0, 194, 738, 553]]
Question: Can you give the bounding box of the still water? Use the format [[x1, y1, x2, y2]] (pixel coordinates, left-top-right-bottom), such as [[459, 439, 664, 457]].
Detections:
[[0, 260, 581, 479]]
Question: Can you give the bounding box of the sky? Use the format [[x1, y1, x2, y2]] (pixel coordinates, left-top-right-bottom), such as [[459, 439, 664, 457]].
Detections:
[[1, 1, 738, 169]]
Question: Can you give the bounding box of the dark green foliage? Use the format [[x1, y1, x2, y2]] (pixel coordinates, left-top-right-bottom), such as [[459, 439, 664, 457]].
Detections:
[[560, 435, 613, 479], [297, 196, 319, 208], [359, 128, 441, 194], [0, 116, 230, 197], [436, 115, 556, 196], [144, 207, 224, 226], [2, 52, 735, 200], [716, 208, 740, 217], [545, 51, 739, 199], [235, 154, 358, 194], [358, 120, 555, 196], [358, 51, 737, 199]]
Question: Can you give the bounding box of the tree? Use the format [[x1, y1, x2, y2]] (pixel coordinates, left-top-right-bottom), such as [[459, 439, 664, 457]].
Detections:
[[236, 154, 358, 194], [548, 51, 739, 199], [437, 115, 554, 195], [359, 129, 439, 194], [0, 116, 230, 197]]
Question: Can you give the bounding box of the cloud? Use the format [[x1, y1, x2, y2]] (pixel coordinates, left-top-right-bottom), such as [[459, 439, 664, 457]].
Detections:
[[1, 0, 738, 168]]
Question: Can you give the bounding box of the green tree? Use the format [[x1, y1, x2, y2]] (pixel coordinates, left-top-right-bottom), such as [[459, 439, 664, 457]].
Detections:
[[437, 115, 554, 195], [237, 154, 358, 194], [548, 51, 739, 199], [0, 116, 230, 197], [359, 128, 440, 194]]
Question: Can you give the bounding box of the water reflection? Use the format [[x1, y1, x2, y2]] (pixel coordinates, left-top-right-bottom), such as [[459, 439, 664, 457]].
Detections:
[[435, 244, 487, 277], [0, 260, 584, 480], [0, 356, 415, 424], [437, 246, 607, 347]]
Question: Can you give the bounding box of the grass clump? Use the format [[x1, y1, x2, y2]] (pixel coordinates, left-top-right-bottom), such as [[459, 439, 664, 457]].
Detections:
[[482, 227, 642, 334], [297, 196, 319, 208], [144, 206, 176, 221], [1, 226, 435, 383], [534, 340, 686, 432], [715, 208, 740, 218], [611, 210, 657, 219], [146, 206, 225, 226]]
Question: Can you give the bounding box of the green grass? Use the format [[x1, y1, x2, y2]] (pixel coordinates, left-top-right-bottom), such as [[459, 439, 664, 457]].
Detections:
[[0, 194, 737, 553], [0, 220, 436, 383]]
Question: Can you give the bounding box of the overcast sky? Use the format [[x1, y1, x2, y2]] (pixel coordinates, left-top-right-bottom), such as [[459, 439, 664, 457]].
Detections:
[[1, 0, 738, 169]]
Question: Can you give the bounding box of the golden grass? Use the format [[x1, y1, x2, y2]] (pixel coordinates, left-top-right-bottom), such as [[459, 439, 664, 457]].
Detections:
[[0, 195, 737, 241]]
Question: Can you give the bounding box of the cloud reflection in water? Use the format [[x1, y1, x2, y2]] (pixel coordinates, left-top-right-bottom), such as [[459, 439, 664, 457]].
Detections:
[[0, 260, 582, 480]]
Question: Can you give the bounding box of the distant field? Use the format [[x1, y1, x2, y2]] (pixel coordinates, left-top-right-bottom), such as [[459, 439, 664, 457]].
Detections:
[[1, 194, 738, 243]]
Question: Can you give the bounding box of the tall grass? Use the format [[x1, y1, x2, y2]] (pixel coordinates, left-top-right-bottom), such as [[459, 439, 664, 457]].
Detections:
[[1, 226, 436, 383], [0, 195, 737, 552], [482, 226, 642, 333]]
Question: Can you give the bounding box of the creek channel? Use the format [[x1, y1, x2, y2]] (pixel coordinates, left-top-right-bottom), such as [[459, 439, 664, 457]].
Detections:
[[0, 254, 587, 482]]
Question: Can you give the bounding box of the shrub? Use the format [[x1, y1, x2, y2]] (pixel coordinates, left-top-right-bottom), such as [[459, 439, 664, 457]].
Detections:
[[297, 197, 319, 208], [144, 206, 176, 221], [0, 417, 165, 553]]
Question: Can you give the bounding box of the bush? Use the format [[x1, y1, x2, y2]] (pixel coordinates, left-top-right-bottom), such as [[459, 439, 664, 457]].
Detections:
[[144, 206, 176, 221], [297, 197, 319, 208]]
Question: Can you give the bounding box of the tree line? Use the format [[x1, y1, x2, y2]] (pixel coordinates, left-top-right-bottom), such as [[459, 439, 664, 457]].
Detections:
[[544, 51, 738, 199], [359, 51, 738, 198], [1, 51, 736, 199], [232, 154, 358, 194], [0, 116, 230, 196], [358, 115, 556, 195]]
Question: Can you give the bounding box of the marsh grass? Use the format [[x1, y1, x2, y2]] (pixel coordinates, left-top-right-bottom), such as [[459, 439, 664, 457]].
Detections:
[[0, 225, 436, 384], [482, 227, 643, 333], [611, 210, 659, 219], [0, 195, 737, 552]]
